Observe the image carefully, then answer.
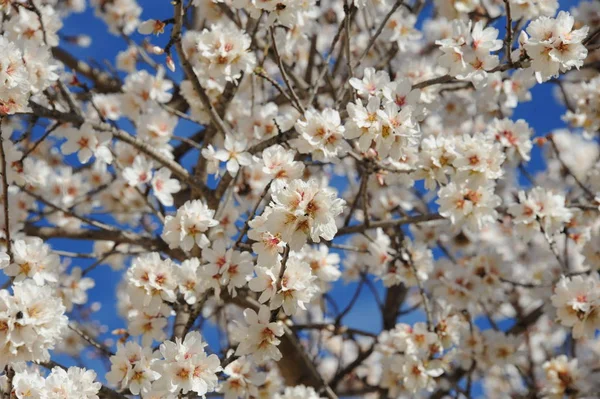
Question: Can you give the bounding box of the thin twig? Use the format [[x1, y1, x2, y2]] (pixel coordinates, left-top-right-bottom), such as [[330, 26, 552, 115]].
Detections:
[[269, 27, 306, 114], [354, 0, 405, 69], [0, 118, 12, 259]]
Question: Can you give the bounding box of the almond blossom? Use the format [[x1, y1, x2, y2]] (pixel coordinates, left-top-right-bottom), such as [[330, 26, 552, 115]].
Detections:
[[162, 200, 219, 251], [233, 306, 285, 364]]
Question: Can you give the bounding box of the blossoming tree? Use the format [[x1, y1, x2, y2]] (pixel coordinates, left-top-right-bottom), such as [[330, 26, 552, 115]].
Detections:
[[0, 0, 599, 397]]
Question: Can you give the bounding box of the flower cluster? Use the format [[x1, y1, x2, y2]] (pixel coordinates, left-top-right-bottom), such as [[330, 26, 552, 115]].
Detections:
[[162, 200, 219, 251], [2, 237, 60, 285], [427, 132, 506, 231], [377, 322, 448, 394], [542, 355, 589, 397], [522, 11, 589, 82], [245, 179, 345, 260], [250, 255, 318, 315], [345, 68, 422, 161], [563, 75, 600, 135], [293, 109, 350, 163], [0, 35, 55, 115], [436, 20, 502, 87], [233, 306, 285, 364], [152, 331, 222, 396], [431, 250, 510, 310], [12, 366, 101, 399], [106, 341, 160, 395], [508, 187, 573, 241], [0, 280, 68, 368], [219, 357, 266, 399], [183, 23, 256, 85], [107, 332, 221, 397]]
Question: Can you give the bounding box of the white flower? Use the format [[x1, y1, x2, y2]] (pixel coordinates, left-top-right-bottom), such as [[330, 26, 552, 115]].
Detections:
[[0, 252, 9, 269], [452, 133, 506, 183], [60, 123, 113, 164], [247, 209, 286, 266], [12, 369, 46, 399], [200, 144, 221, 176], [57, 267, 95, 312], [261, 144, 305, 184], [5, 237, 60, 285], [151, 167, 182, 207], [92, 0, 141, 35], [202, 239, 254, 296], [127, 303, 170, 346], [551, 274, 600, 339], [345, 96, 382, 152], [436, 20, 502, 87], [509, 0, 558, 20], [297, 244, 341, 284], [116, 45, 139, 72], [177, 258, 211, 305], [394, 354, 444, 392], [123, 155, 153, 187], [122, 67, 173, 115], [413, 135, 457, 190], [543, 355, 588, 397], [349, 67, 390, 98], [375, 102, 421, 160], [22, 43, 60, 94], [0, 36, 30, 115], [265, 256, 319, 315], [380, 239, 433, 288], [137, 19, 166, 35], [214, 135, 253, 175], [383, 10, 422, 51], [137, 106, 178, 145]]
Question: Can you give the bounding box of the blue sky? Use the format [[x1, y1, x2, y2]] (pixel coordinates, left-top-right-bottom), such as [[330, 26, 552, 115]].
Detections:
[[2, 0, 585, 393]]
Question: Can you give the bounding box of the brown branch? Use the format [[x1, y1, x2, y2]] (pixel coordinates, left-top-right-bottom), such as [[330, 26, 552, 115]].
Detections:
[[171, 0, 232, 187], [290, 323, 378, 338], [68, 322, 114, 357], [503, 0, 514, 66], [269, 27, 306, 114], [224, 293, 338, 399], [336, 213, 446, 236], [51, 47, 121, 93], [25, 102, 211, 199], [329, 344, 376, 389], [0, 118, 12, 259], [24, 224, 154, 249], [548, 134, 595, 200], [354, 0, 405, 69]]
